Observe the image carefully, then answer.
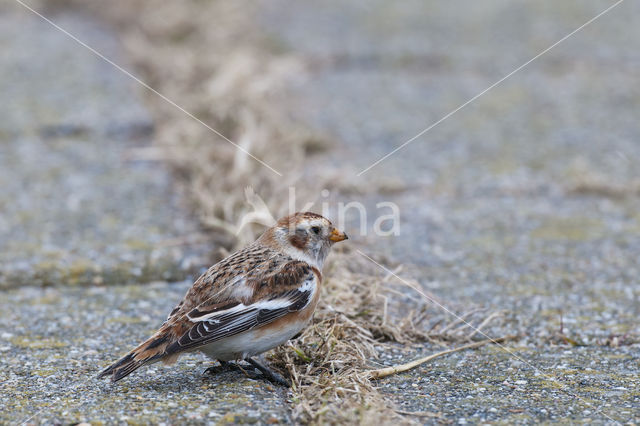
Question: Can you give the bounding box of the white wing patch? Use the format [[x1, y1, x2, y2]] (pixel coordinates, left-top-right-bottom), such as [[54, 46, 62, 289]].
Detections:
[[188, 274, 317, 323], [188, 298, 298, 322], [229, 276, 252, 300], [298, 275, 315, 293]]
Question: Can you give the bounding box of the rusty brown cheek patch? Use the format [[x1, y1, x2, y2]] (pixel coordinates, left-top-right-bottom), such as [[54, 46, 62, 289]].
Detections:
[[289, 234, 308, 250]]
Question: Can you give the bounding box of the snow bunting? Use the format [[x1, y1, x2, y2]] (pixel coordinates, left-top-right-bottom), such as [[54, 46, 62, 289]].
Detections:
[[98, 212, 347, 385]]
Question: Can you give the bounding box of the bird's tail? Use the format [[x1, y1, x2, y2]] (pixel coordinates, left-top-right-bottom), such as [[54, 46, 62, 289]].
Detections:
[[98, 328, 179, 382]]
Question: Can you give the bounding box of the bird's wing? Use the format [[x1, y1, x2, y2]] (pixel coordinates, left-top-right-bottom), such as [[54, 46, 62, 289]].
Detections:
[[164, 244, 280, 323], [164, 260, 317, 354]]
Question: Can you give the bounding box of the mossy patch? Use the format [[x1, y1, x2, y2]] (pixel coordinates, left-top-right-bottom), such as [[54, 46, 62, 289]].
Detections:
[[106, 316, 147, 325], [10, 336, 68, 349], [530, 217, 605, 241], [124, 239, 154, 251]]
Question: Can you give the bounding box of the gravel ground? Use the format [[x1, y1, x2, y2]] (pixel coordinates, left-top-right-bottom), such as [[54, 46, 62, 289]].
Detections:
[[376, 342, 638, 423], [0, 283, 291, 424], [259, 0, 640, 423]]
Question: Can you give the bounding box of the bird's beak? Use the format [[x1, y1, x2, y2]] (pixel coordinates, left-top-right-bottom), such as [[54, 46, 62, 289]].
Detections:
[[329, 228, 348, 242]]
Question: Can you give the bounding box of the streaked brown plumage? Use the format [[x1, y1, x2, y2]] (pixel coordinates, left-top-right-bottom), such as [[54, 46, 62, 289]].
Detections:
[[98, 212, 347, 383]]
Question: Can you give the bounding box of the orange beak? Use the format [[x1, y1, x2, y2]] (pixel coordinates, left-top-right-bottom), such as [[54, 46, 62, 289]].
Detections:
[[328, 228, 348, 242]]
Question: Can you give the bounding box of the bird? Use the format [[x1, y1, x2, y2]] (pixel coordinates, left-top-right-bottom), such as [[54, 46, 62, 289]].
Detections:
[[98, 212, 348, 386]]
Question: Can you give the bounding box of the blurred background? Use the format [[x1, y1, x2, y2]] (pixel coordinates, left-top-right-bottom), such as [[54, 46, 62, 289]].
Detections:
[[1, 0, 638, 424]]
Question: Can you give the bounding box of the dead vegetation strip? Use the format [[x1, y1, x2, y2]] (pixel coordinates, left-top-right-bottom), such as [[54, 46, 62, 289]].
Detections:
[[60, 0, 513, 423], [270, 251, 512, 423]]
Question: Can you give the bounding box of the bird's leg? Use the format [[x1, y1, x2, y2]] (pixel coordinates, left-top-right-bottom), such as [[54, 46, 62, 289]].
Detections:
[[204, 360, 236, 375], [204, 358, 289, 387], [204, 360, 256, 379], [245, 357, 290, 387]]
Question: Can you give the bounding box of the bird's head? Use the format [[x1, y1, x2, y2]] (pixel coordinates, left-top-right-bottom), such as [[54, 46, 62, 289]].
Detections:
[[259, 212, 348, 268]]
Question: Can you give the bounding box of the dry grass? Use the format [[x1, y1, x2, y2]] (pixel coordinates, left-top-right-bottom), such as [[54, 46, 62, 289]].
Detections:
[[59, 1, 508, 423], [268, 250, 508, 423], [566, 158, 640, 199], [75, 0, 330, 248], [270, 251, 408, 424]]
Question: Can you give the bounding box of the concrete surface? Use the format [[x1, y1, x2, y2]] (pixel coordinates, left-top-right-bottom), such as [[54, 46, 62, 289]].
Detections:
[[0, 282, 291, 424], [0, 10, 206, 289]]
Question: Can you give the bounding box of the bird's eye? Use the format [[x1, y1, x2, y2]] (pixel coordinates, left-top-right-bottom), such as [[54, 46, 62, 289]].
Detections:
[[310, 226, 321, 235]]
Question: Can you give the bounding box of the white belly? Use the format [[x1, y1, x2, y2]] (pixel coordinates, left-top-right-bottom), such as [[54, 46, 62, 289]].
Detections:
[[198, 319, 309, 361]]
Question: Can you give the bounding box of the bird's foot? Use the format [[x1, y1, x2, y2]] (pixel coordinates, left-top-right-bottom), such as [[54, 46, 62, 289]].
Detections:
[[204, 358, 289, 387], [203, 360, 242, 376], [245, 357, 290, 387]]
